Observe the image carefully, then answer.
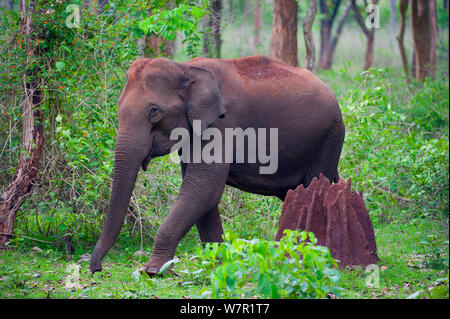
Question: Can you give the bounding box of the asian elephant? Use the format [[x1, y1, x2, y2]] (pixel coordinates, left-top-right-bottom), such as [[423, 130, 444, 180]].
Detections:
[[89, 55, 345, 275]]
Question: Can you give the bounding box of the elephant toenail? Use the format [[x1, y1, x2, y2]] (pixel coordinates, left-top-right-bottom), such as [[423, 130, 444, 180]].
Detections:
[[146, 268, 159, 276]]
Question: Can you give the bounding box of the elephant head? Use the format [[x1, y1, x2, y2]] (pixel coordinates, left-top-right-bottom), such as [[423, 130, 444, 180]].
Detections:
[[90, 58, 226, 273]]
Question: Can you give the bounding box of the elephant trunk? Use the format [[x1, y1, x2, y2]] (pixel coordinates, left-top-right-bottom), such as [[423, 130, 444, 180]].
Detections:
[[90, 135, 145, 273]]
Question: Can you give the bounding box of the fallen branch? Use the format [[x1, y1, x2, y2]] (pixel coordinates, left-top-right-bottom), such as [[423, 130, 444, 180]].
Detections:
[[373, 185, 416, 203], [0, 232, 58, 245]]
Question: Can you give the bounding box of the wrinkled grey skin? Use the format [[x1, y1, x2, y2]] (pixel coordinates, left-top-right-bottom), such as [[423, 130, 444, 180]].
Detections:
[[90, 55, 345, 275]]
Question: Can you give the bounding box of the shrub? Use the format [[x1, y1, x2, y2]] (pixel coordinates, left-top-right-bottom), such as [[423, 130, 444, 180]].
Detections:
[[339, 68, 449, 220], [196, 230, 342, 299]]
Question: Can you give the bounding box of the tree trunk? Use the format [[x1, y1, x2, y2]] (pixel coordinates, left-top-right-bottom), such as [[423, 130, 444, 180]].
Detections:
[[326, 1, 352, 69], [144, 3, 176, 58], [243, 0, 248, 37], [390, 0, 396, 35], [410, 0, 432, 82], [303, 0, 317, 71], [211, 0, 222, 58], [203, 0, 222, 58], [0, 0, 43, 246], [351, 0, 378, 70], [225, 0, 232, 23], [271, 0, 298, 66], [318, 0, 343, 70], [429, 0, 438, 77], [364, 29, 375, 70], [253, 0, 262, 49], [318, 19, 331, 69], [144, 36, 175, 58], [396, 0, 410, 79], [202, 15, 212, 58]]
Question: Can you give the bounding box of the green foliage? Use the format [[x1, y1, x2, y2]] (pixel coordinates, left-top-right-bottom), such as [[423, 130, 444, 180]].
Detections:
[[428, 275, 449, 299], [339, 68, 449, 221], [138, 2, 207, 56], [419, 234, 449, 271], [195, 230, 342, 299], [0, 0, 207, 245], [408, 77, 449, 132]]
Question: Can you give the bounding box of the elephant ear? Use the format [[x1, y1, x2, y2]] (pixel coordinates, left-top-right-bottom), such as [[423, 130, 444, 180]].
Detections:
[[177, 66, 226, 136]]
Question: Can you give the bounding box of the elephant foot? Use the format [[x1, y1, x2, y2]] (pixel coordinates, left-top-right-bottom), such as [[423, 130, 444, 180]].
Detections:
[[89, 259, 103, 274], [143, 255, 173, 277]]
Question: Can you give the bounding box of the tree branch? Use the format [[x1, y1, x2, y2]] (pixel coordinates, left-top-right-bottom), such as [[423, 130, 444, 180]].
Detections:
[[351, 0, 370, 37]]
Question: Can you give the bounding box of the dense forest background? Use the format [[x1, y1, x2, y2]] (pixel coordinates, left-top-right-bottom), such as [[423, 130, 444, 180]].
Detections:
[[0, 0, 448, 299]]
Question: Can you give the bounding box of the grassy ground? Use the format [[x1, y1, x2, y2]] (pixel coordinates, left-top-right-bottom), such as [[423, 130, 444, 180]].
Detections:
[[0, 216, 447, 299]]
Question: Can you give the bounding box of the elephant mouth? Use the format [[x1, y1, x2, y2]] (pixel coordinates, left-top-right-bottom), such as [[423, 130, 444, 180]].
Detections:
[[141, 152, 152, 171]]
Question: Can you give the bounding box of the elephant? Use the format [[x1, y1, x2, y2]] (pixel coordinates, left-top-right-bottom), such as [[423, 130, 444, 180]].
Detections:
[[89, 55, 345, 275]]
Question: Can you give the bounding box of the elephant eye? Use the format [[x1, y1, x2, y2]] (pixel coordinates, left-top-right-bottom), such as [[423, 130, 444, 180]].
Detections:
[[149, 107, 159, 117]]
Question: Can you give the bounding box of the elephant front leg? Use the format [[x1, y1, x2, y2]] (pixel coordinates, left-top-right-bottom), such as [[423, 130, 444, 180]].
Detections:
[[196, 205, 224, 243], [144, 163, 229, 275]]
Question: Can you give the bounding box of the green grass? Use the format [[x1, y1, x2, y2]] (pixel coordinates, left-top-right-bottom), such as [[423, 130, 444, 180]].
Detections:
[[1, 217, 447, 299], [340, 218, 448, 299]]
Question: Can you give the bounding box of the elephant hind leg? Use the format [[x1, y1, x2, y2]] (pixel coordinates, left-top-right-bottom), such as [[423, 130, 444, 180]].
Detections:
[[195, 205, 224, 243], [304, 123, 345, 187], [276, 192, 287, 201]]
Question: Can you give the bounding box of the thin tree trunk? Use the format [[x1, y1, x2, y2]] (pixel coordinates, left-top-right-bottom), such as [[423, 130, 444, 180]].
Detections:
[[365, 0, 378, 70], [390, 0, 396, 35], [411, 0, 432, 81], [226, 0, 232, 23], [326, 1, 351, 69], [202, 15, 212, 58], [271, 0, 298, 66], [243, 0, 248, 37], [253, 0, 262, 49], [364, 28, 375, 70], [318, 0, 342, 69], [0, 0, 43, 246], [318, 19, 331, 69], [303, 0, 317, 71], [396, 0, 410, 79], [211, 0, 222, 58], [351, 0, 378, 70], [429, 0, 437, 77]]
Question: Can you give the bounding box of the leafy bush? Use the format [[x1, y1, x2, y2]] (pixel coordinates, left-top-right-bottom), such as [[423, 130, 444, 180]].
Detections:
[[196, 230, 342, 299], [339, 68, 449, 220], [419, 234, 449, 271]]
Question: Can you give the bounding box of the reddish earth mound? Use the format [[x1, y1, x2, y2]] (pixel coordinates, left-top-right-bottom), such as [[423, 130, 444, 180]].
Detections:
[[276, 174, 379, 267]]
